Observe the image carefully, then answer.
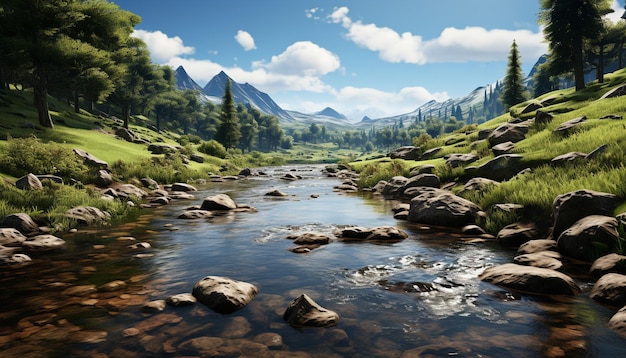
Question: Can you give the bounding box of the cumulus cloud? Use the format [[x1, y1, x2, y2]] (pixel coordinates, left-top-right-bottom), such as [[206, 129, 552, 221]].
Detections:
[[235, 30, 257, 51], [336, 86, 449, 117], [328, 6, 547, 65], [256, 41, 340, 76], [132, 29, 194, 63], [606, 0, 625, 23]]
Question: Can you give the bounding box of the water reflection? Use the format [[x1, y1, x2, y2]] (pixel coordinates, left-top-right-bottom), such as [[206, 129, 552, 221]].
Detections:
[[1, 165, 625, 357]]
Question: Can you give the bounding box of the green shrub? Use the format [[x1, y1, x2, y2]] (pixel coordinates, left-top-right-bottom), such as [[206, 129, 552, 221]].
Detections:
[[111, 156, 206, 184], [357, 159, 410, 188], [198, 140, 227, 159], [0, 136, 91, 182]]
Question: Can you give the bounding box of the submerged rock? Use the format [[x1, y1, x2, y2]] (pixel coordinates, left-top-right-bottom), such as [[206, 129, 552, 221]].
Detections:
[[590, 273, 626, 307], [283, 294, 339, 327], [590, 254, 626, 278]]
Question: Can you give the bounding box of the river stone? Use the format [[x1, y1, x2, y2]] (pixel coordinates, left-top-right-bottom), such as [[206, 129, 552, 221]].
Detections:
[[590, 273, 626, 307], [192, 276, 258, 314], [608, 306, 626, 336], [166, 293, 197, 307], [551, 189, 618, 240], [479, 263, 580, 296], [0, 213, 40, 236], [407, 187, 481, 227], [283, 293, 339, 327], [445, 153, 478, 168], [590, 254, 626, 278], [140, 177, 159, 188], [513, 251, 563, 270], [287, 232, 331, 245], [252, 332, 284, 349], [99, 280, 127, 292], [556, 215, 619, 262], [0, 253, 32, 265], [16, 173, 43, 190], [115, 183, 148, 199], [381, 176, 409, 197], [334, 226, 408, 242], [496, 222, 538, 247], [22, 234, 65, 251], [462, 177, 500, 192], [265, 189, 288, 197], [402, 173, 441, 192], [171, 182, 197, 192], [0, 228, 27, 246], [178, 210, 214, 219], [65, 206, 111, 226], [201, 194, 237, 211], [518, 239, 557, 254], [142, 300, 167, 313]]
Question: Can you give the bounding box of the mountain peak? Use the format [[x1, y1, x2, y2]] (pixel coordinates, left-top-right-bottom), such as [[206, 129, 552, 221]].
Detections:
[[174, 65, 203, 92], [315, 107, 347, 120]]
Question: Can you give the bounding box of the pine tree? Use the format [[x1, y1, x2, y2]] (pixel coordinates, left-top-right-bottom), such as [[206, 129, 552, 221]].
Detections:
[[215, 79, 241, 149], [501, 40, 527, 110]]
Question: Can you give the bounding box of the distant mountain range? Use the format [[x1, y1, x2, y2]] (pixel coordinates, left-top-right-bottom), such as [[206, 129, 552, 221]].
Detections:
[[174, 55, 589, 130]]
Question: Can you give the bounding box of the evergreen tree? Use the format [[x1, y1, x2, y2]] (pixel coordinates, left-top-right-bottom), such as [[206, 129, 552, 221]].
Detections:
[[539, 0, 612, 91], [501, 40, 527, 110], [215, 79, 241, 149]]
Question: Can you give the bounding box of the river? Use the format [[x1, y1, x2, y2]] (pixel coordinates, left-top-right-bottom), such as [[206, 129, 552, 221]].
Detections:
[[1, 165, 625, 357]]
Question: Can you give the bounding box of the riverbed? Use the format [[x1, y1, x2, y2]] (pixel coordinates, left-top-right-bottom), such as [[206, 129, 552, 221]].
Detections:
[[1, 165, 625, 357]]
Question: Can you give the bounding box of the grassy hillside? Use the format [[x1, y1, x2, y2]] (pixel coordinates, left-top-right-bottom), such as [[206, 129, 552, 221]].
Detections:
[[350, 68, 626, 233]]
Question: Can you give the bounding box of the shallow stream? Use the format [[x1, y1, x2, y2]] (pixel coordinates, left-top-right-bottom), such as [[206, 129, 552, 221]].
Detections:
[[1, 165, 625, 357]]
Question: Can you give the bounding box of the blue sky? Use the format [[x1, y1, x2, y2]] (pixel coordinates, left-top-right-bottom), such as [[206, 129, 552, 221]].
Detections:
[[112, 0, 625, 120]]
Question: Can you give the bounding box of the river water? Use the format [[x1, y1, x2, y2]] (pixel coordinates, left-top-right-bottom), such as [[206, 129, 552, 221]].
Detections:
[[1, 165, 625, 357]]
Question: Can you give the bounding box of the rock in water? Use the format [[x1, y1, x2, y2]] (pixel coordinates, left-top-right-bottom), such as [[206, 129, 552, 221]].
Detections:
[[192, 276, 258, 314], [283, 294, 339, 327]]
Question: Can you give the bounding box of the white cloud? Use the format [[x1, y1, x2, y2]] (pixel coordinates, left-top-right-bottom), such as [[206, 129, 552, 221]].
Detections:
[[336, 86, 449, 117], [606, 0, 625, 23], [132, 29, 194, 63], [328, 6, 547, 65], [234, 30, 257, 51], [256, 41, 340, 76], [305, 8, 321, 20]]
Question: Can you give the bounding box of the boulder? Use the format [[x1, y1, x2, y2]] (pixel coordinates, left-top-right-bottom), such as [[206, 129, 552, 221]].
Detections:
[[496, 222, 538, 247], [551, 189, 618, 239], [388, 146, 421, 160], [466, 154, 524, 181], [407, 188, 481, 227], [148, 143, 179, 154], [491, 141, 515, 156], [22, 234, 66, 251], [73, 148, 108, 170], [444, 153, 478, 168], [518, 239, 557, 255], [420, 147, 442, 160], [461, 177, 499, 193], [265, 189, 288, 197], [16, 173, 43, 190], [535, 110, 554, 125], [479, 263, 581, 296], [487, 123, 529, 146], [0, 213, 40, 236], [601, 83, 626, 99], [591, 254, 626, 278], [115, 127, 137, 142], [140, 177, 159, 189], [283, 294, 339, 327], [192, 276, 258, 314], [239, 168, 252, 176], [177, 210, 214, 220], [115, 184, 148, 199], [381, 176, 409, 197], [590, 273, 626, 307], [95, 170, 113, 188], [477, 129, 491, 140], [401, 173, 440, 192], [553, 116, 587, 136], [0, 228, 27, 246], [520, 102, 543, 114], [171, 183, 197, 192], [190, 154, 204, 163], [556, 215, 619, 262], [513, 251, 563, 270], [201, 194, 237, 211], [609, 306, 626, 336], [65, 206, 111, 226], [0, 253, 31, 265]]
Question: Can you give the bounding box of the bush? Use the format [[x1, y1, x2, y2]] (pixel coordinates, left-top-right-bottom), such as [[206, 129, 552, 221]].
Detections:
[[357, 159, 410, 188], [0, 136, 91, 182], [198, 140, 227, 159]]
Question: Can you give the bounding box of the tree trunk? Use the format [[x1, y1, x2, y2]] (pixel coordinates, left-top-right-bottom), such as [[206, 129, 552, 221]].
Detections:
[[74, 90, 80, 113], [123, 103, 130, 129], [33, 67, 54, 128], [156, 112, 161, 131], [573, 41, 585, 91], [619, 38, 625, 69], [598, 43, 605, 84]]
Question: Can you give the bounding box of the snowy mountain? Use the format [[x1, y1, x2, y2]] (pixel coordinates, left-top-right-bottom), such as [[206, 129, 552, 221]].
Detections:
[[202, 71, 293, 122], [314, 107, 347, 120], [174, 66, 204, 92]]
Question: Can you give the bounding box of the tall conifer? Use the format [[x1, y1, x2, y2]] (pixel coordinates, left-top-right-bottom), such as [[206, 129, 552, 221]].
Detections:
[[501, 40, 527, 110]]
